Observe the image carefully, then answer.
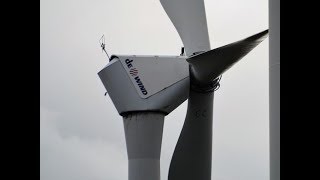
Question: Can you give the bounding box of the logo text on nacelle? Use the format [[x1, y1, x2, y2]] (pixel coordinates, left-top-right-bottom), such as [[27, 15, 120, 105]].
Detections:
[[125, 59, 148, 95]]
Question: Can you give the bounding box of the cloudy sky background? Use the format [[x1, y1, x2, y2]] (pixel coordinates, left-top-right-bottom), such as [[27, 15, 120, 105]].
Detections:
[[40, 0, 269, 180]]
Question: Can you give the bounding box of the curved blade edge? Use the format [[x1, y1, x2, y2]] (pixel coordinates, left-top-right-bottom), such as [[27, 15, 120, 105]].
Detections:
[[187, 29, 269, 85], [160, 0, 211, 56]]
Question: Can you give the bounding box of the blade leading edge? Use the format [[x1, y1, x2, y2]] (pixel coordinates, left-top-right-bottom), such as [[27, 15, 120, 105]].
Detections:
[[160, 0, 211, 56]]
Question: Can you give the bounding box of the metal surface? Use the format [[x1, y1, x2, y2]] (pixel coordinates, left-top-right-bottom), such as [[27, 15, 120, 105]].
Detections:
[[187, 30, 269, 85], [98, 56, 189, 115], [118, 55, 189, 98], [169, 89, 214, 180], [269, 0, 280, 179], [160, 0, 211, 56], [123, 112, 165, 180]]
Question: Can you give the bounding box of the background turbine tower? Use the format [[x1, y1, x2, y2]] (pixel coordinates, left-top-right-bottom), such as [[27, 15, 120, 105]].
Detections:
[[269, 0, 280, 179]]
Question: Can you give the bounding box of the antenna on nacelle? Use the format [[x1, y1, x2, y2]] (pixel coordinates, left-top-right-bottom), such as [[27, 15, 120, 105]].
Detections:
[[180, 47, 185, 56], [99, 35, 110, 60]]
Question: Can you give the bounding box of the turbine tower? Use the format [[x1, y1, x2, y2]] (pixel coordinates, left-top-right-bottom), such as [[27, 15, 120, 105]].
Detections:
[[98, 0, 268, 180], [269, 0, 280, 179]]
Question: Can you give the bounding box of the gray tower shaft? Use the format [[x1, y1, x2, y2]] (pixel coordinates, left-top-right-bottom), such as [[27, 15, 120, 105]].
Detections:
[[269, 0, 280, 180], [123, 112, 165, 180]]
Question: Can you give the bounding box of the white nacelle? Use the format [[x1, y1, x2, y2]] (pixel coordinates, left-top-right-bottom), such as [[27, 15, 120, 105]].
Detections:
[[98, 55, 190, 115]]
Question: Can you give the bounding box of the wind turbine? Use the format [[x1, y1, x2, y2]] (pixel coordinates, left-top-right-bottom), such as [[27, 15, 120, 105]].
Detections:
[[159, 0, 268, 179], [98, 0, 268, 180]]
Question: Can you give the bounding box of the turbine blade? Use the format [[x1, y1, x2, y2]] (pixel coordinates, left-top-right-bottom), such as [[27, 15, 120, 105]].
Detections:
[[169, 30, 268, 179], [168, 90, 214, 180], [160, 0, 211, 56], [187, 29, 269, 85]]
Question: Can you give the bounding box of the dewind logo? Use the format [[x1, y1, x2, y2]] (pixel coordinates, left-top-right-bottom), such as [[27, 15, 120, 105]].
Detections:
[[125, 59, 148, 95], [129, 68, 138, 77]]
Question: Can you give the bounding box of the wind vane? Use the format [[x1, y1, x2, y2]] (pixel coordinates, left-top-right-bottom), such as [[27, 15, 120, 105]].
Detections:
[[99, 35, 110, 60]]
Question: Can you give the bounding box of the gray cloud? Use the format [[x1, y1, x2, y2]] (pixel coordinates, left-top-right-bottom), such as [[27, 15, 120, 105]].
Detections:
[[41, 106, 128, 180]]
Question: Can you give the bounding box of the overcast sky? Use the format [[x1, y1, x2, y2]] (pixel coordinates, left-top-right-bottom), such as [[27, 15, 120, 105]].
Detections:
[[40, 0, 269, 180]]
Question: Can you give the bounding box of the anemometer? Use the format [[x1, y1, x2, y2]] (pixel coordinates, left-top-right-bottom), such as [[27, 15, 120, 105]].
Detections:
[[99, 35, 110, 60]]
